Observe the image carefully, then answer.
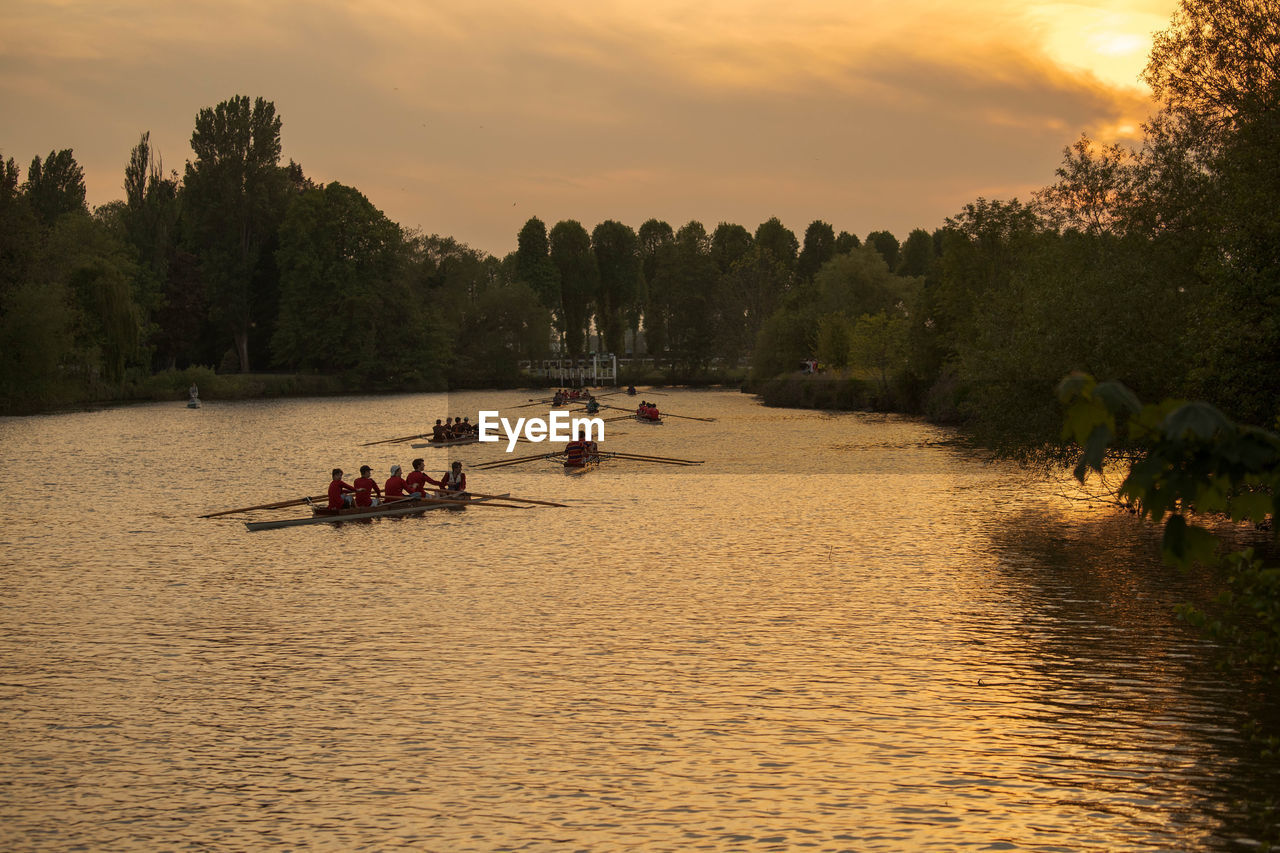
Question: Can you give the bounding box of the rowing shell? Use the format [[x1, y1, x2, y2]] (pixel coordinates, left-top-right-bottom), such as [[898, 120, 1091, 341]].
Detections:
[[410, 436, 479, 449], [634, 415, 663, 425], [245, 495, 487, 531], [562, 456, 601, 475]]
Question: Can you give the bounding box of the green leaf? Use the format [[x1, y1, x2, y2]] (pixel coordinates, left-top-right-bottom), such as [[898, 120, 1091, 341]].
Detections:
[[1230, 491, 1274, 524], [1093, 380, 1142, 417], [1162, 514, 1218, 567], [1062, 398, 1112, 445], [1081, 423, 1112, 474], [1057, 371, 1096, 404], [1163, 401, 1232, 441]]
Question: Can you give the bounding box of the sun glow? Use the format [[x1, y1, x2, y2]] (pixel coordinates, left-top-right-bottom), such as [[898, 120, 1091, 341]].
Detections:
[[1027, 2, 1175, 91]]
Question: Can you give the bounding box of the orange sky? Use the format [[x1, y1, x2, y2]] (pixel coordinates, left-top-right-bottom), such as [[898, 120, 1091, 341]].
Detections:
[[3, 0, 1176, 255]]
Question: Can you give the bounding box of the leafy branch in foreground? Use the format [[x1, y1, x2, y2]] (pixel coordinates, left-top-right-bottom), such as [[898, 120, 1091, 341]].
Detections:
[[1059, 371, 1280, 676]]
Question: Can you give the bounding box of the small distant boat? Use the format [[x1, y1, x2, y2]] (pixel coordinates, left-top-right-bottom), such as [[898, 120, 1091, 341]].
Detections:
[[187, 398, 201, 409], [634, 414, 663, 425]]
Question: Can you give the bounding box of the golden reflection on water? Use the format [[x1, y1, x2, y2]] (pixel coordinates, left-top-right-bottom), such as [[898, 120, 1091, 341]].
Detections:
[[0, 389, 1274, 850]]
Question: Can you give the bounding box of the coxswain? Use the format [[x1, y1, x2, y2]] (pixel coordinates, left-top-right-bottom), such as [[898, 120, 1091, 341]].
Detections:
[[440, 460, 468, 495], [552, 390, 566, 406], [384, 464, 411, 500], [405, 458, 442, 498], [431, 419, 449, 442], [626, 384, 637, 396], [327, 468, 356, 510], [353, 465, 382, 507], [584, 395, 600, 414]]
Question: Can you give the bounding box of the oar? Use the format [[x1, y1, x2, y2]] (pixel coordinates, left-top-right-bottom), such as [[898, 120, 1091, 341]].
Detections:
[[602, 451, 704, 465], [474, 455, 561, 471], [200, 495, 327, 518], [360, 432, 428, 446], [601, 403, 714, 422], [472, 451, 560, 470], [431, 488, 568, 508]]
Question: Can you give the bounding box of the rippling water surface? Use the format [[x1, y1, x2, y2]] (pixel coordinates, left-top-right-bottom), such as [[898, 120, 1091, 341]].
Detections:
[[1, 388, 1275, 850]]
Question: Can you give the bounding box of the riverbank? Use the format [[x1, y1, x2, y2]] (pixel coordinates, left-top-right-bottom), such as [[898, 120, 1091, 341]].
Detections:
[[1, 364, 749, 416]]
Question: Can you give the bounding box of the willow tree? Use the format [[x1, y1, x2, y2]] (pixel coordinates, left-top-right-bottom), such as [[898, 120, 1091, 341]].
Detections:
[[182, 95, 288, 372]]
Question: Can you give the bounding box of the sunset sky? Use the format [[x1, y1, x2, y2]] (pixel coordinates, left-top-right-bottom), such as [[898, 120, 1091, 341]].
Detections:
[[4, 0, 1176, 256]]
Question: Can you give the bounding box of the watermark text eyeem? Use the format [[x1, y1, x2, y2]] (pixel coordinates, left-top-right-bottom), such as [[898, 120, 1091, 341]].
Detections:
[[478, 410, 605, 452]]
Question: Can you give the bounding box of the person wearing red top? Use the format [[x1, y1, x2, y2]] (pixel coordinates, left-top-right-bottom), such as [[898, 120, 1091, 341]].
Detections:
[[564, 436, 587, 467], [405, 458, 442, 498], [352, 465, 382, 507], [440, 460, 467, 494], [327, 469, 356, 510], [384, 464, 410, 499]]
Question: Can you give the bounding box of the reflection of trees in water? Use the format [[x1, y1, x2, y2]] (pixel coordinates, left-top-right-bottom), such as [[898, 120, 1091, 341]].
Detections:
[[984, 505, 1279, 846]]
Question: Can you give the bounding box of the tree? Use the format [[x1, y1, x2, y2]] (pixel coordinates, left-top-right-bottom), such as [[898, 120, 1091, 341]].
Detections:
[[813, 245, 916, 319], [850, 311, 908, 393], [121, 132, 183, 366], [182, 95, 289, 372], [22, 149, 86, 226], [754, 217, 798, 272], [895, 228, 935, 277], [1036, 134, 1138, 235], [273, 183, 426, 381], [834, 231, 861, 254], [515, 216, 561, 318], [710, 222, 752, 274], [590, 220, 639, 356], [637, 219, 674, 357], [815, 313, 853, 369], [549, 219, 598, 357], [1145, 0, 1280, 139], [663, 221, 717, 374], [865, 230, 900, 271], [796, 220, 836, 283]]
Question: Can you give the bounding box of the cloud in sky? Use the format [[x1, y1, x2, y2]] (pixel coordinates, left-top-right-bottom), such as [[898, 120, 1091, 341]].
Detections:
[[2, 0, 1174, 255]]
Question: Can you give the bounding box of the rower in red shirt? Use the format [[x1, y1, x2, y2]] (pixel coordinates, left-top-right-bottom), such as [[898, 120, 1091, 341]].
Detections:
[[404, 458, 442, 498], [440, 460, 467, 495], [564, 435, 587, 467], [327, 469, 356, 510], [352, 465, 382, 507], [384, 464, 410, 499]]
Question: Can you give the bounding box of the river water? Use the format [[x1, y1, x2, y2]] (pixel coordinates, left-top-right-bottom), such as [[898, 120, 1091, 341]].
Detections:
[[0, 388, 1275, 851]]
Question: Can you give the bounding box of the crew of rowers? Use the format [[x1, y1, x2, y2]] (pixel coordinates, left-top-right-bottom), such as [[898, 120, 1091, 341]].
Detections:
[[636, 401, 661, 421], [429, 416, 476, 443], [326, 458, 468, 510], [563, 432, 600, 468], [551, 388, 587, 406]]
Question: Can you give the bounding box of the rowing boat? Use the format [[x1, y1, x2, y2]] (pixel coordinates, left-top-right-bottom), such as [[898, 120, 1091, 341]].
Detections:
[[410, 435, 479, 449], [245, 494, 491, 531], [634, 414, 663, 425], [563, 456, 601, 475]]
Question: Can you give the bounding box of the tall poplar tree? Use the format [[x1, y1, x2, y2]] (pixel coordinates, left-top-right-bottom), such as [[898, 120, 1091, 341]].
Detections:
[[590, 220, 639, 356], [549, 220, 598, 357], [182, 95, 288, 372]]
